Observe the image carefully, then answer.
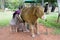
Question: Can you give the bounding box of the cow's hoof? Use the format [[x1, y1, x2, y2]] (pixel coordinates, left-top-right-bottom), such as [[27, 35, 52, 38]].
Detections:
[[32, 34, 35, 38]]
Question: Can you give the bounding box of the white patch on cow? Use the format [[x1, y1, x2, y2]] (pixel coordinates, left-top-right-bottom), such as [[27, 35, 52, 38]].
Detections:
[[42, 15, 47, 20]]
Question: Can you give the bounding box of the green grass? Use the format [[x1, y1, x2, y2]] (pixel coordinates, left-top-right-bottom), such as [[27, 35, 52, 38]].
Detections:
[[0, 11, 12, 27], [38, 13, 60, 28], [38, 12, 60, 34], [53, 28, 60, 35]]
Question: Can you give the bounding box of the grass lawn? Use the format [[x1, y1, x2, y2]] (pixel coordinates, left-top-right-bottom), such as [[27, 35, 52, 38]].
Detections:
[[0, 11, 13, 27], [38, 12, 60, 35]]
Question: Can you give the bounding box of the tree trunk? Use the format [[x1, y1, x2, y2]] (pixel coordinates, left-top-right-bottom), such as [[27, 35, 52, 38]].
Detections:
[[42, 0, 44, 6], [57, 0, 60, 22], [57, 13, 60, 22], [1, 0, 5, 10]]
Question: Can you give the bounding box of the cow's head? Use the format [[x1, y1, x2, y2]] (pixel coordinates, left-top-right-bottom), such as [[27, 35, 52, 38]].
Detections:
[[35, 6, 45, 20]]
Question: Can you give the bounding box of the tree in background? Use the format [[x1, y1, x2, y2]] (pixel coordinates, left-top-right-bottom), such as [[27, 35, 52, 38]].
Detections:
[[0, 0, 57, 10], [4, 0, 24, 10]]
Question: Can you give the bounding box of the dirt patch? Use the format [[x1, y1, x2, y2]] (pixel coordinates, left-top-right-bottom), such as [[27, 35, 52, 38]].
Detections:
[[0, 24, 60, 40]]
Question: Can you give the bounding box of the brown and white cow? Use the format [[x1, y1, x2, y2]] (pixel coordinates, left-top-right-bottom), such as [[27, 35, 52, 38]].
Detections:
[[20, 6, 44, 37]]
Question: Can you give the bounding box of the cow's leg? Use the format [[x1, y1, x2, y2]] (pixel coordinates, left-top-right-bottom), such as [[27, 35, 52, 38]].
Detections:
[[22, 22, 29, 32], [30, 24, 35, 37], [35, 22, 40, 35]]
